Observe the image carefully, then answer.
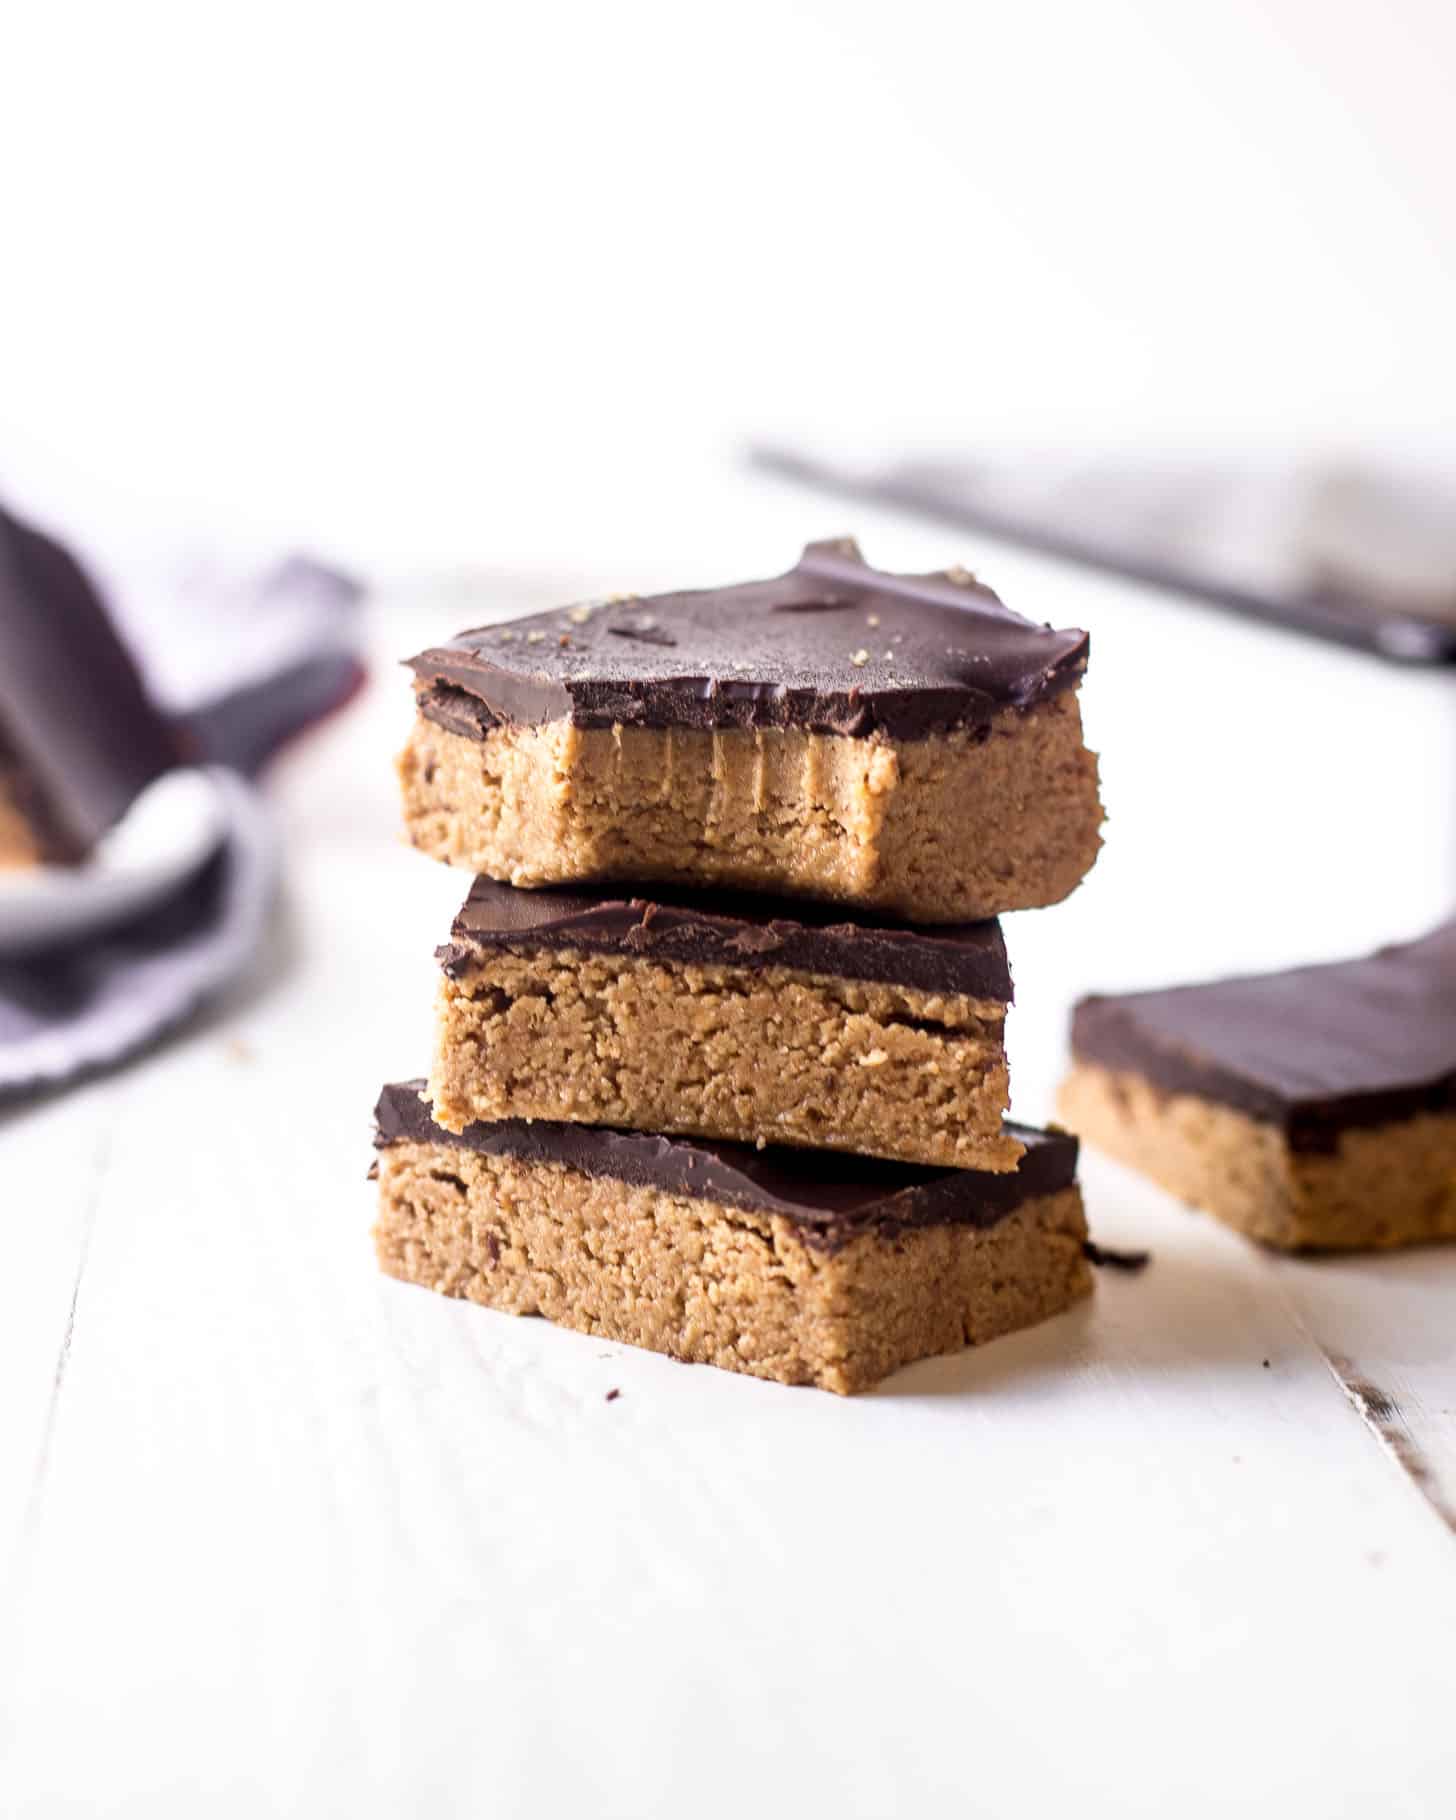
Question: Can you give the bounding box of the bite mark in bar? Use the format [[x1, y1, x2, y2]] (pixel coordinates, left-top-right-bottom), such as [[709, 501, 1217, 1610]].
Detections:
[[397, 538, 1103, 923]]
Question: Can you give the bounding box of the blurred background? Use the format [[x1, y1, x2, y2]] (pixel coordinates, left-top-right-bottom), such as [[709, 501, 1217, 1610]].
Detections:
[[3, 0, 1453, 566]]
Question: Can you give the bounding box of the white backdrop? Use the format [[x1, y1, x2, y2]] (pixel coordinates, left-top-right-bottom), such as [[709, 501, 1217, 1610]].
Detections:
[[2, 0, 1453, 569]]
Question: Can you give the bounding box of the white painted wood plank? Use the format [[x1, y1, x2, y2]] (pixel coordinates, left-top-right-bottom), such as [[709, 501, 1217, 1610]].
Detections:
[[4, 546, 1456, 1819], [4, 1095, 1454, 1820], [2, 830, 1453, 1819], [1266, 1247, 1456, 1537], [0, 1087, 119, 1579]]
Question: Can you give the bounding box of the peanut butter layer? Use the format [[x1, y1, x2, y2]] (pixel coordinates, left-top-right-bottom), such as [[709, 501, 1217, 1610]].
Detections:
[[1058, 1063, 1456, 1252], [432, 946, 1017, 1169], [373, 1087, 1090, 1394], [399, 694, 1101, 923]]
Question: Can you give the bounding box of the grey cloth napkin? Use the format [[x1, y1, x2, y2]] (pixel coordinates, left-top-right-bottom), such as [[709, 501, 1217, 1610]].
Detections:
[[0, 548, 363, 1098], [0, 772, 276, 1093]]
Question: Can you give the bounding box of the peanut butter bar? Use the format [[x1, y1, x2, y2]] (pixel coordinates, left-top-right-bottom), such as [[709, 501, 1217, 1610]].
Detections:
[[374, 1082, 1091, 1394], [1059, 922, 1456, 1251], [0, 503, 178, 867], [430, 877, 1021, 1170], [399, 538, 1102, 923]]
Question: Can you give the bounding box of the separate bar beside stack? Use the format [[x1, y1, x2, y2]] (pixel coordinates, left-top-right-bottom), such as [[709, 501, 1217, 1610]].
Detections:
[[1059, 922, 1456, 1252], [375, 537, 1104, 1391]]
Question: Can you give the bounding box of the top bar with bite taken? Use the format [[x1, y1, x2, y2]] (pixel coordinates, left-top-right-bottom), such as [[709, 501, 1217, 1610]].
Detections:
[[398, 538, 1103, 923]]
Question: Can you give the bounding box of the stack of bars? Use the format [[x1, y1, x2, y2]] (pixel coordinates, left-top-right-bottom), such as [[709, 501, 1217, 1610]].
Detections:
[[373, 538, 1106, 1392]]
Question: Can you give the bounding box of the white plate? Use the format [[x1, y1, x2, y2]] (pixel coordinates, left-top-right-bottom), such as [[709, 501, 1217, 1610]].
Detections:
[[0, 768, 230, 956]]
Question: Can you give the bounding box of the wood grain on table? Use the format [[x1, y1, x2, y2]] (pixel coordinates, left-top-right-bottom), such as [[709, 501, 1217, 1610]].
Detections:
[[4, 499, 1455, 1819]]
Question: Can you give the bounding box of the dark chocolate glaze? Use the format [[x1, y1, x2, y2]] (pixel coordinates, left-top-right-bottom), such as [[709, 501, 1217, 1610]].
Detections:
[[440, 876, 1012, 1002], [1071, 921, 1456, 1151], [1082, 1240, 1151, 1272], [374, 1081, 1078, 1252], [0, 504, 181, 857], [406, 537, 1088, 741]]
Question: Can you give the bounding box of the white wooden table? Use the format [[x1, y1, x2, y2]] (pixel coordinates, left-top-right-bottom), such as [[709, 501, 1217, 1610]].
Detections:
[[5, 480, 1456, 1818]]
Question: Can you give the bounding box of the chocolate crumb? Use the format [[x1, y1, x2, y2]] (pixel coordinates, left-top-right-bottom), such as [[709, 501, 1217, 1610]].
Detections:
[[605, 1387, 621, 1403], [1082, 1239, 1151, 1272], [607, 619, 678, 648], [1262, 1358, 1271, 1368]]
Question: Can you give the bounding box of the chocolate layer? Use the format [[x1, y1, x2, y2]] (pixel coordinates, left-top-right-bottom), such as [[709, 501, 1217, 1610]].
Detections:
[[440, 876, 1012, 1001], [1071, 921, 1456, 1151], [0, 503, 181, 857], [374, 1081, 1077, 1250], [407, 537, 1088, 742]]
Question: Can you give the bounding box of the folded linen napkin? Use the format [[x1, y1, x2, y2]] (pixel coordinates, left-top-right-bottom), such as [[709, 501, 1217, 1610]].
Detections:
[[0, 502, 363, 1097]]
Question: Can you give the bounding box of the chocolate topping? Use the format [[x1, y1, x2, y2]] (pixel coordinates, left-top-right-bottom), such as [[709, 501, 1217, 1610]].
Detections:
[[407, 537, 1088, 742], [0, 504, 181, 857], [374, 1081, 1077, 1251], [440, 876, 1012, 1001], [1071, 921, 1456, 1151]]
